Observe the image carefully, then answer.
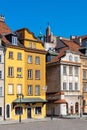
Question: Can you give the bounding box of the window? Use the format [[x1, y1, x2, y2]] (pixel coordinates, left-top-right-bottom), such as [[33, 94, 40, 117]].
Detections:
[[75, 102, 79, 113], [75, 83, 78, 91], [63, 66, 67, 75], [0, 107, 2, 116], [35, 70, 40, 79], [69, 55, 73, 61], [83, 70, 86, 79], [15, 106, 23, 115], [69, 66, 73, 75], [28, 56, 32, 64], [35, 56, 40, 64], [33, 43, 36, 49], [69, 83, 73, 91], [63, 82, 66, 90], [9, 51, 13, 59], [74, 67, 78, 76], [17, 68, 22, 77], [8, 67, 14, 77], [12, 36, 17, 45], [35, 85, 40, 95], [29, 42, 32, 48], [8, 84, 13, 94], [28, 69, 33, 79], [0, 71, 2, 79], [17, 84, 22, 94], [0, 55, 2, 63], [35, 107, 42, 114], [74, 57, 78, 62], [17, 53, 22, 60], [83, 83, 87, 92], [0, 87, 2, 96], [28, 85, 32, 95]]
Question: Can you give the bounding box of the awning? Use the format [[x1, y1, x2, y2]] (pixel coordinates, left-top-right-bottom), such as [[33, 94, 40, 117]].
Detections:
[[13, 97, 47, 104]]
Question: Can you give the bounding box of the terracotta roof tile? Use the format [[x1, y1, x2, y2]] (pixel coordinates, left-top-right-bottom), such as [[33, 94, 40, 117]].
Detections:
[[47, 39, 82, 64], [0, 21, 12, 34]]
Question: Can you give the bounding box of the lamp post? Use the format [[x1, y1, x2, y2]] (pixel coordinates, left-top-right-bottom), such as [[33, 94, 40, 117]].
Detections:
[[78, 95, 83, 117], [17, 94, 23, 123]]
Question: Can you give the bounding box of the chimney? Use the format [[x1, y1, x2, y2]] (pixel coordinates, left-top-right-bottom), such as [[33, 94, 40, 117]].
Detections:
[[0, 15, 5, 22]]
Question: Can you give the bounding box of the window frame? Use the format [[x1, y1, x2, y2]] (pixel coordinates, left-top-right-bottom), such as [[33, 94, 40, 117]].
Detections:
[[35, 85, 40, 96], [28, 69, 33, 79]]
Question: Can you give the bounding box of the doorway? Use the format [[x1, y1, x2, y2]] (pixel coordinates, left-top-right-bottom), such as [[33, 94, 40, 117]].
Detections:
[[6, 104, 10, 118], [27, 107, 31, 118]]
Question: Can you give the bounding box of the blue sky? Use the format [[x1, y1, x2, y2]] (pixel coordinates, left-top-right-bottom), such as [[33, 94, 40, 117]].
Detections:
[[1, 0, 87, 38]]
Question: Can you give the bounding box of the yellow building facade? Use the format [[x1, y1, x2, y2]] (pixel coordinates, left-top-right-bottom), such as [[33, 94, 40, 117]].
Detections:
[[5, 28, 47, 120]]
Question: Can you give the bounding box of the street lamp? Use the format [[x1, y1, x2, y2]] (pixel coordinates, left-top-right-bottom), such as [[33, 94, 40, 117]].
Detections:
[[78, 95, 83, 117], [17, 94, 23, 123]]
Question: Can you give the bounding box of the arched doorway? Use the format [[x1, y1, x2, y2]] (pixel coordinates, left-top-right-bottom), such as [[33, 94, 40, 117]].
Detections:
[[6, 104, 10, 118], [75, 102, 79, 114]]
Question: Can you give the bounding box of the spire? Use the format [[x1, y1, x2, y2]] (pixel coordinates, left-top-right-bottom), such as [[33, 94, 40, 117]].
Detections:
[[38, 28, 43, 40]]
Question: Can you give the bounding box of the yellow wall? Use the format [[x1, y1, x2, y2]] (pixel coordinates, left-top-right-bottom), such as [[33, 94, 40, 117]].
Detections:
[[5, 28, 46, 120]]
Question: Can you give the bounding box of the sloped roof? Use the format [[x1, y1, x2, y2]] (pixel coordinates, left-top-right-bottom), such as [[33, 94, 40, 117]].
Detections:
[[47, 39, 82, 64], [0, 21, 12, 34], [0, 20, 12, 44]]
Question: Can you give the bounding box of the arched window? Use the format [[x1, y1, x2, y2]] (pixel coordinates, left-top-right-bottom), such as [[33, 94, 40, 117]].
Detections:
[[75, 102, 79, 114]]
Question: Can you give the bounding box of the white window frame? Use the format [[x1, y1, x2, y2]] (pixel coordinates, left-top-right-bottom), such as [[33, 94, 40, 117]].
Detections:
[[28, 56, 32, 64], [8, 84, 13, 94], [12, 36, 17, 45], [17, 84, 22, 94]]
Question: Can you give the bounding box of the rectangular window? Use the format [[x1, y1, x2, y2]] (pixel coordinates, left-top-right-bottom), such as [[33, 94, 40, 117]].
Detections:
[[83, 70, 86, 79], [74, 67, 78, 76], [63, 82, 66, 90], [35, 70, 40, 79], [28, 69, 32, 79], [35, 107, 42, 114], [0, 71, 2, 79], [17, 84, 22, 94], [33, 43, 36, 49], [35, 85, 40, 95], [83, 83, 87, 92], [28, 85, 32, 95], [0, 87, 2, 96], [8, 67, 14, 77], [9, 51, 13, 59], [12, 36, 17, 45], [8, 84, 13, 94], [17, 68, 22, 77], [63, 66, 67, 75], [29, 42, 32, 48], [17, 53, 22, 60], [74, 57, 78, 62], [0, 55, 2, 63], [69, 83, 73, 91], [75, 83, 78, 91], [0, 107, 2, 116], [69, 66, 73, 75], [28, 56, 32, 64], [35, 56, 40, 64]]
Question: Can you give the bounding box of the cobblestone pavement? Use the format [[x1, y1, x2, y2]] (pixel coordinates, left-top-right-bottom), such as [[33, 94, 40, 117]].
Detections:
[[0, 118, 87, 130]]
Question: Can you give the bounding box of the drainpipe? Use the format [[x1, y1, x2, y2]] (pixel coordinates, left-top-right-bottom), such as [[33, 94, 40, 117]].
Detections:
[[3, 45, 6, 120]]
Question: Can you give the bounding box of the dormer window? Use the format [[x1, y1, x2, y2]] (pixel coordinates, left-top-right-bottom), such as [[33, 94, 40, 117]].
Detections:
[[12, 36, 17, 45], [69, 55, 73, 61]]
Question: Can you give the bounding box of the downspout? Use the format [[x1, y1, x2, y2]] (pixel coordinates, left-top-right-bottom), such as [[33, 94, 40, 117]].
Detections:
[[3, 46, 6, 120]]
